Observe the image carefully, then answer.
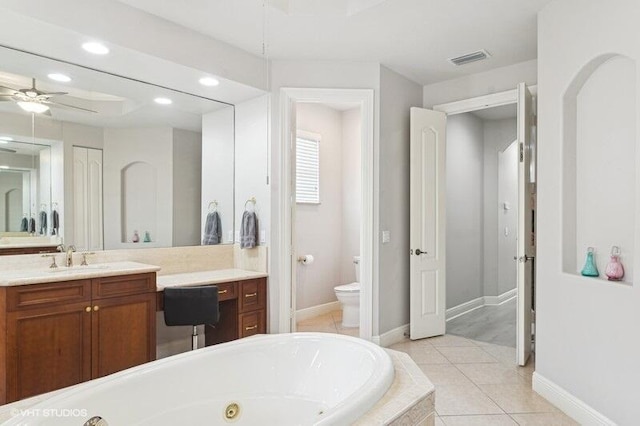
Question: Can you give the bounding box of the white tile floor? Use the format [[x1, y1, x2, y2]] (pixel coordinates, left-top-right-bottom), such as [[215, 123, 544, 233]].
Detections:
[[298, 311, 578, 426]]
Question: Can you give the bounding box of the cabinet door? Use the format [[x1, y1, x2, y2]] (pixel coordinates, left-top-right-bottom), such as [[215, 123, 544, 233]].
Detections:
[[239, 309, 266, 338], [7, 301, 92, 402], [91, 293, 156, 378]]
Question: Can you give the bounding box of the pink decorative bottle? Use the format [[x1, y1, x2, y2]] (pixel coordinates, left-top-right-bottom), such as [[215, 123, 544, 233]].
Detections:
[[605, 246, 624, 281]]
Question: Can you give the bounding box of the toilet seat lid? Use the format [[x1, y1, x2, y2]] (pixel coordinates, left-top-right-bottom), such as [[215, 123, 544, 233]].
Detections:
[[335, 283, 360, 293]]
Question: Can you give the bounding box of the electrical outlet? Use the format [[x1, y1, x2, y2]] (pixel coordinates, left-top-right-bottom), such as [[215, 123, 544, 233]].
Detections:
[[235, 231, 240, 242], [260, 230, 266, 244], [382, 230, 390, 244], [227, 230, 233, 242]]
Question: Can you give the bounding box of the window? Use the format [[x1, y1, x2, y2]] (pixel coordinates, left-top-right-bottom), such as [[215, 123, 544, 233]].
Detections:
[[296, 132, 320, 204]]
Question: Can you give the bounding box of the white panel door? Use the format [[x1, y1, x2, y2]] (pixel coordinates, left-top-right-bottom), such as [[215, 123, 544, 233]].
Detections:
[[516, 83, 535, 366], [410, 107, 447, 340], [87, 149, 104, 251], [73, 147, 88, 251]]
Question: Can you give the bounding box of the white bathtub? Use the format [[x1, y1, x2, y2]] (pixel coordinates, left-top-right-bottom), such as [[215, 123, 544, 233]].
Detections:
[[4, 333, 394, 425]]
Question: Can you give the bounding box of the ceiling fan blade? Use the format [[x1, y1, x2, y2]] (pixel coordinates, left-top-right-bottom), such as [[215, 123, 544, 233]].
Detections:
[[46, 101, 98, 113], [0, 147, 17, 153], [41, 91, 68, 97], [0, 85, 19, 92]]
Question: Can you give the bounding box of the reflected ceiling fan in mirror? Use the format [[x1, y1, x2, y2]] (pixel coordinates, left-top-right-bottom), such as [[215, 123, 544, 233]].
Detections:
[[0, 78, 97, 115]]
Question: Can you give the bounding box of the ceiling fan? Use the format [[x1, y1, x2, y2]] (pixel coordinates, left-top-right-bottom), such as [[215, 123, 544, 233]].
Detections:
[[0, 78, 97, 115]]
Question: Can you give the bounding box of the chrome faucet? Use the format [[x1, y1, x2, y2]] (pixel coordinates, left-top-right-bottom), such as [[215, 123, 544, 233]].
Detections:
[[57, 244, 76, 267]]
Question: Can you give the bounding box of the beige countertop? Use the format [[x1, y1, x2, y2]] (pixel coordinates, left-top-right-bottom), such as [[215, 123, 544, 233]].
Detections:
[[156, 269, 268, 291], [0, 261, 161, 287]]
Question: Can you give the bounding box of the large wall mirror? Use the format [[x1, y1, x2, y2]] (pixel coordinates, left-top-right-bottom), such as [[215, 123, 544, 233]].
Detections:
[[0, 45, 235, 251]]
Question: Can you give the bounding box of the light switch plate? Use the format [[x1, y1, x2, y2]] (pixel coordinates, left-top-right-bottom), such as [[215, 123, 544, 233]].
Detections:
[[235, 231, 240, 242], [382, 230, 390, 243], [260, 230, 266, 243], [227, 230, 234, 242]]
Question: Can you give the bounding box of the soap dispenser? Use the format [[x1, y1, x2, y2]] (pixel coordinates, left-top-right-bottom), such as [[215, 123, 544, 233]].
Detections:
[[605, 246, 624, 281], [581, 247, 599, 277]]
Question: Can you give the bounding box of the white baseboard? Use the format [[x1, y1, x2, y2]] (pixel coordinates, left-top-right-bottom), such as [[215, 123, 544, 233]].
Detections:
[[484, 288, 517, 306], [446, 288, 517, 322], [446, 297, 484, 321], [296, 301, 341, 323], [532, 372, 616, 426], [372, 323, 409, 347]]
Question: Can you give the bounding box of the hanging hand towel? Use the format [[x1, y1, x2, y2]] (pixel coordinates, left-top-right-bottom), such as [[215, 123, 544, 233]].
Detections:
[[39, 210, 47, 235], [28, 217, 36, 234], [52, 210, 59, 235], [240, 210, 259, 249], [202, 211, 222, 245], [20, 216, 28, 232]]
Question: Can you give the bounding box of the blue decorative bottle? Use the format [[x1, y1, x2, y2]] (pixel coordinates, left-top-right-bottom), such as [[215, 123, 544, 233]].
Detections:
[[581, 247, 599, 277]]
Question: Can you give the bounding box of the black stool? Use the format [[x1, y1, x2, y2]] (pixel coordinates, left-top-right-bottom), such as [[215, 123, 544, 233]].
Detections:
[[163, 286, 220, 351]]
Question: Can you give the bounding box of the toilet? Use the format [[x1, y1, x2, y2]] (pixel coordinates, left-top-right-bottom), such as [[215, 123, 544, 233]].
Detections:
[[334, 256, 360, 328]]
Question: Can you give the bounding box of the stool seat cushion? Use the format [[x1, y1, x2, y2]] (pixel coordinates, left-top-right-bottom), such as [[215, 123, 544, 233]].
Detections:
[[164, 285, 220, 326]]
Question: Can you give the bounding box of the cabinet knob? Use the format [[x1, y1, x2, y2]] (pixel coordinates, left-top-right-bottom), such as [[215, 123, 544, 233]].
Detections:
[[85, 306, 91, 313], [93, 305, 99, 312]]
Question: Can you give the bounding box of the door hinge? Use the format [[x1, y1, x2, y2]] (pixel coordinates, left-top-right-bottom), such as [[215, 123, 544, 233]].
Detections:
[[519, 142, 524, 162]]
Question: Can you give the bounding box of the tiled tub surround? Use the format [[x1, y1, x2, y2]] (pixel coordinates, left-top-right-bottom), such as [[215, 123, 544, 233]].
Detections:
[[0, 347, 434, 425]]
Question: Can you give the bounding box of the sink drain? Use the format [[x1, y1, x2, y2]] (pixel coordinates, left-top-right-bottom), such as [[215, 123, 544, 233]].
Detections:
[[224, 402, 240, 422]]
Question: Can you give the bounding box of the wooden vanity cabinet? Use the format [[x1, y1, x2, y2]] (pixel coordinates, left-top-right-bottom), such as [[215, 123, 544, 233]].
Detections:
[[204, 277, 267, 345], [0, 272, 156, 404]]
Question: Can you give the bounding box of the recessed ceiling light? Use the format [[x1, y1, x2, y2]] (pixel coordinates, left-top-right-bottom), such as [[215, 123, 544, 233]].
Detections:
[[48, 73, 71, 83], [199, 77, 220, 87], [0, 136, 13, 142], [82, 42, 109, 55], [154, 97, 172, 105]]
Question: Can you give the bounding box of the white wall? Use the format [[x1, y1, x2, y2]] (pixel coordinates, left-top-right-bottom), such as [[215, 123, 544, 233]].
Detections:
[[537, 1, 640, 424], [497, 140, 518, 296], [103, 127, 173, 249], [234, 95, 270, 246], [269, 60, 381, 334], [483, 118, 518, 298], [201, 107, 235, 244], [446, 113, 485, 308], [377, 66, 423, 334], [341, 108, 362, 283], [295, 103, 344, 309], [423, 60, 538, 108], [172, 129, 202, 247]]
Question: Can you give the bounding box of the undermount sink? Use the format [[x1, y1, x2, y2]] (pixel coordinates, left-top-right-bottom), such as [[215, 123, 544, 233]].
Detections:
[[49, 264, 111, 273]]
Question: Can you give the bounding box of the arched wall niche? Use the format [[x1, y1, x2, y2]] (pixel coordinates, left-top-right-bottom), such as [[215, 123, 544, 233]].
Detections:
[[120, 161, 157, 244], [562, 53, 637, 283]]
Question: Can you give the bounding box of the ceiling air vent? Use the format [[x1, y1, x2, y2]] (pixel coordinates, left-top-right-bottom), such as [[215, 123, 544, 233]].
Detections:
[[449, 50, 491, 66]]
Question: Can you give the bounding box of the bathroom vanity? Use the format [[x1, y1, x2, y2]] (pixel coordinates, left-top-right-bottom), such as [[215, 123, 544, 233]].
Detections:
[[156, 270, 268, 345], [0, 263, 159, 404]]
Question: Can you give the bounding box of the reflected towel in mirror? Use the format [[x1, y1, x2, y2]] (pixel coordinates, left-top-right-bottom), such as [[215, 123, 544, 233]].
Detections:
[[202, 211, 222, 245], [240, 210, 258, 249]]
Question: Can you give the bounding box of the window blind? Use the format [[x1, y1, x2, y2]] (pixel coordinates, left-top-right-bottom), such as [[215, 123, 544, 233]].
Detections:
[[296, 137, 320, 204]]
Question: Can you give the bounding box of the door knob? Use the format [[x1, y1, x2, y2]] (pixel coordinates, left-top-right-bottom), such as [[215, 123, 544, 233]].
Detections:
[[415, 249, 427, 256]]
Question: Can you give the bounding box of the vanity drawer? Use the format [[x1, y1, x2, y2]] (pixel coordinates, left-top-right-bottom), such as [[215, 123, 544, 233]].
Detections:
[[7, 280, 91, 312], [238, 279, 266, 313], [239, 309, 266, 338], [92, 273, 156, 300], [215, 281, 236, 302]]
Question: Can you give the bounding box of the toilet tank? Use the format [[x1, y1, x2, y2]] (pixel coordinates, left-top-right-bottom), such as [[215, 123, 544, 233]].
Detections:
[[354, 256, 360, 282]]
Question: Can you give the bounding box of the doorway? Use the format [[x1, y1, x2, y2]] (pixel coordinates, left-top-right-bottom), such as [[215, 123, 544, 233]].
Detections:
[[293, 102, 362, 337], [278, 88, 375, 339], [443, 105, 518, 348]]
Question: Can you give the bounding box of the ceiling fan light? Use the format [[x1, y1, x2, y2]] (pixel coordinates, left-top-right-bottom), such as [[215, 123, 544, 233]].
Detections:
[[17, 101, 50, 114]]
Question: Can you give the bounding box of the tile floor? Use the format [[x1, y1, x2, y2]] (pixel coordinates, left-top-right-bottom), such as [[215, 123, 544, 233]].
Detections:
[[298, 311, 578, 426], [447, 297, 516, 348]]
